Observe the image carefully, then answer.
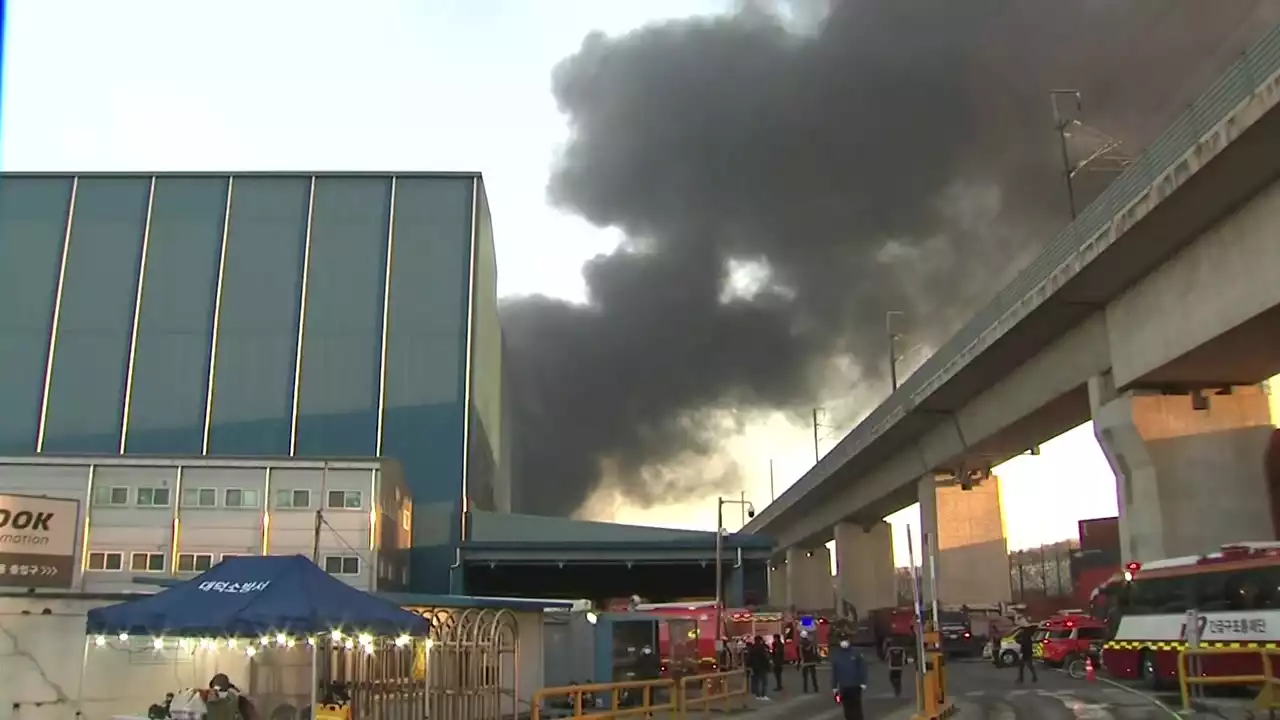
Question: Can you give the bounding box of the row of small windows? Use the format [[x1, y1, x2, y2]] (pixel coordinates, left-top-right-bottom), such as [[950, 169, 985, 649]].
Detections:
[[92, 486, 365, 510], [86, 551, 362, 576]]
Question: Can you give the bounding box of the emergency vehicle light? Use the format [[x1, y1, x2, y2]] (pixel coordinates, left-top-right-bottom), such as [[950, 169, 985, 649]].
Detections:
[[1125, 562, 1140, 572]]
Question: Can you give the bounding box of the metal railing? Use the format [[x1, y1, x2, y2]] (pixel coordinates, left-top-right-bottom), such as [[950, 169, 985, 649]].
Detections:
[[532, 678, 677, 720], [677, 669, 749, 715], [1177, 646, 1280, 712], [754, 18, 1280, 528]]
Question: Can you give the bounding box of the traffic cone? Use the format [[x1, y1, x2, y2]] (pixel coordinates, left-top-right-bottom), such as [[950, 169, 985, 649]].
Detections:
[[1085, 657, 1096, 681]]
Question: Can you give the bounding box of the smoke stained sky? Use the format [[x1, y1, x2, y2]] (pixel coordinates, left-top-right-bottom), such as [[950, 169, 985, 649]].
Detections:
[[503, 0, 1280, 517]]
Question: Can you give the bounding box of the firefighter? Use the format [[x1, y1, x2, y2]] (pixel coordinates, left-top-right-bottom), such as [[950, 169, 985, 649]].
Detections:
[[798, 631, 821, 693], [885, 639, 907, 697]]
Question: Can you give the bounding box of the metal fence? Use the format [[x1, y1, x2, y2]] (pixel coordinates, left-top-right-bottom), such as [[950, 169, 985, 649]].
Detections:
[[891, 540, 1080, 606], [1008, 541, 1077, 602]]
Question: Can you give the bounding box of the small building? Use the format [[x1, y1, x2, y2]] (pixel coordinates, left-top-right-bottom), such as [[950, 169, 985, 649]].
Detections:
[[0, 455, 412, 593]]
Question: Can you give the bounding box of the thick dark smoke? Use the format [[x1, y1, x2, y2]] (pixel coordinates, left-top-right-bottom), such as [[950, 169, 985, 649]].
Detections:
[[503, 0, 1280, 517]]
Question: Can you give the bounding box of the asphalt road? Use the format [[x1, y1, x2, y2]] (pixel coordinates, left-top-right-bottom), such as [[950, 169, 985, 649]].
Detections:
[[734, 657, 1185, 719]]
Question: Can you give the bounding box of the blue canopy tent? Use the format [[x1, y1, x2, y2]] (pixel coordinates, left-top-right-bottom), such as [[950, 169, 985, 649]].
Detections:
[[87, 554, 428, 637], [81, 555, 430, 717]]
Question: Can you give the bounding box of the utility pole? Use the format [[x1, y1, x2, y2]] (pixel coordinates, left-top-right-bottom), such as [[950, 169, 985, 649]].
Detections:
[[769, 459, 776, 502], [1051, 89, 1083, 221], [886, 311, 904, 391], [715, 496, 755, 660], [312, 461, 329, 564]]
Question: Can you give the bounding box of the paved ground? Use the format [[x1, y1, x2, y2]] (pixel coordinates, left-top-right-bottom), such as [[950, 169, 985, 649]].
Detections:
[[726, 657, 1193, 719]]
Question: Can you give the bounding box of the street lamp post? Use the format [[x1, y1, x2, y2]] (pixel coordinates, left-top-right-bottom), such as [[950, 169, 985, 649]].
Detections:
[[715, 496, 756, 666]]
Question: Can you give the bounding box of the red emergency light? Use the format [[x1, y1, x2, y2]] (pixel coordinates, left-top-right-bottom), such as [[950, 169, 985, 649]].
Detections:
[[1125, 562, 1141, 572]]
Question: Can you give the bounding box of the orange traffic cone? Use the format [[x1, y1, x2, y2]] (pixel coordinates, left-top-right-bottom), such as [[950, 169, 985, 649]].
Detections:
[[1085, 657, 1096, 682]]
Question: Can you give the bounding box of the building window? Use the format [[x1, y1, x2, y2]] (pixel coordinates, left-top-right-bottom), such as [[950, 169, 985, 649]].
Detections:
[[182, 487, 218, 508], [177, 553, 214, 573], [130, 552, 166, 572], [326, 490, 362, 510], [324, 556, 360, 576], [136, 487, 172, 507], [87, 551, 124, 571], [93, 487, 130, 507], [220, 553, 251, 561], [224, 488, 260, 508], [275, 489, 311, 509]]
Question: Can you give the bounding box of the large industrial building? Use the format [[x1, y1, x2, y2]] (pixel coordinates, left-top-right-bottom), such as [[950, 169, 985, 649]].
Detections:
[[0, 172, 508, 592]]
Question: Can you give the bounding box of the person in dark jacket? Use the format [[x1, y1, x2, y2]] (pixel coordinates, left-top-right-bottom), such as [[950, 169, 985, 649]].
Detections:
[[798, 631, 821, 692], [830, 638, 869, 720], [1015, 621, 1039, 683], [885, 640, 908, 697], [770, 634, 786, 691], [746, 636, 772, 700]]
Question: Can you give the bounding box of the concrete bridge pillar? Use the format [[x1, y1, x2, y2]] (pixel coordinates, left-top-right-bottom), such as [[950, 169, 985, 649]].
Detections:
[[768, 546, 832, 611], [917, 473, 1012, 607], [1089, 374, 1277, 564], [834, 521, 896, 620]]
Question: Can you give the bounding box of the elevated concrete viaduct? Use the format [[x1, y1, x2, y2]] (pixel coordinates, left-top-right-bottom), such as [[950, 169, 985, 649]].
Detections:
[[749, 26, 1280, 616]]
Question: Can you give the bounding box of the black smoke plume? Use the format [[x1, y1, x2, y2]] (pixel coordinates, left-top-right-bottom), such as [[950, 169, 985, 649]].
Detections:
[[502, 0, 1280, 517]]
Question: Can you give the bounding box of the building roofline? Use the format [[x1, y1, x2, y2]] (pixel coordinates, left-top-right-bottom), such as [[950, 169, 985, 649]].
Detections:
[[0, 171, 484, 179], [0, 454, 395, 470]]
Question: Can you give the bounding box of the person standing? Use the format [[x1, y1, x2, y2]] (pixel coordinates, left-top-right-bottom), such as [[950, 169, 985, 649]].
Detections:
[[885, 640, 907, 698], [1015, 620, 1039, 684], [830, 637, 868, 720], [798, 631, 820, 693], [770, 634, 786, 692], [747, 636, 772, 700]]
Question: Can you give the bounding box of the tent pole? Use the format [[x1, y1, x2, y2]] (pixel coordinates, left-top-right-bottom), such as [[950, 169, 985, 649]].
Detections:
[[309, 639, 319, 720], [75, 636, 90, 720]]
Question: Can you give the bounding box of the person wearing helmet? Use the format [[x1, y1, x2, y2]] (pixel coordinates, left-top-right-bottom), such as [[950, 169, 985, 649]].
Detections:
[[798, 630, 820, 692]]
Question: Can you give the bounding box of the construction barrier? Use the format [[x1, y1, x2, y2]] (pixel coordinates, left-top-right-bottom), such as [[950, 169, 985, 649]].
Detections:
[[677, 669, 749, 715], [1177, 646, 1280, 713], [532, 678, 677, 720]]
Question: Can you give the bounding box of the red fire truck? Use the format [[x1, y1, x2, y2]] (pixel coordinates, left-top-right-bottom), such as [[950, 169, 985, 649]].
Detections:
[[636, 601, 830, 667], [1096, 542, 1280, 689]]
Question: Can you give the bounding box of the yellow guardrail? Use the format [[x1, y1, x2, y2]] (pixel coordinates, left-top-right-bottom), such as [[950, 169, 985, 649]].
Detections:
[[1177, 646, 1280, 712], [532, 678, 677, 720], [677, 669, 749, 715]]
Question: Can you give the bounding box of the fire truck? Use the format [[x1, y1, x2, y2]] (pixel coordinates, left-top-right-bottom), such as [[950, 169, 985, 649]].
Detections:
[[854, 606, 978, 659], [1096, 542, 1280, 689], [634, 601, 830, 667]]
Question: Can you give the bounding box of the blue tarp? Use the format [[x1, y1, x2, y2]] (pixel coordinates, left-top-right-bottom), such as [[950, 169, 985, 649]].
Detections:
[[86, 554, 429, 638]]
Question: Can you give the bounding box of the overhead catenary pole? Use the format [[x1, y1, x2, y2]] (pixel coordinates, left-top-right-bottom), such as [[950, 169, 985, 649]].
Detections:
[[886, 311, 904, 391], [1051, 89, 1083, 220], [812, 408, 821, 463]]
